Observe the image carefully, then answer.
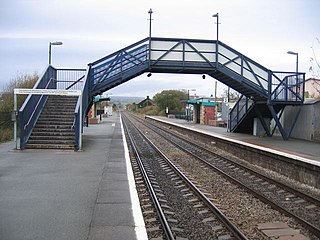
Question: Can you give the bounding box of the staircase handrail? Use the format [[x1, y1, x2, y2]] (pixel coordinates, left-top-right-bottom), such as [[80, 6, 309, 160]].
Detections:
[[65, 75, 85, 90], [73, 65, 91, 150], [90, 38, 149, 95], [228, 95, 254, 132], [23, 77, 56, 131], [217, 41, 269, 97], [19, 66, 57, 149]]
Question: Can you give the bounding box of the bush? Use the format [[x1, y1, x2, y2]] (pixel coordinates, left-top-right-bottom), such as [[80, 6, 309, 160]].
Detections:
[[0, 72, 38, 143]]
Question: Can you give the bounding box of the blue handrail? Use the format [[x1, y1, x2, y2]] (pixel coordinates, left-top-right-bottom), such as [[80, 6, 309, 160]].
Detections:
[[19, 66, 87, 149], [19, 66, 57, 149]]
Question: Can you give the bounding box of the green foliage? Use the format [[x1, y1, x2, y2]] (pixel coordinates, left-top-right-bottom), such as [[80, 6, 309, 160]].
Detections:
[[0, 72, 38, 113], [153, 90, 188, 113], [0, 72, 38, 142]]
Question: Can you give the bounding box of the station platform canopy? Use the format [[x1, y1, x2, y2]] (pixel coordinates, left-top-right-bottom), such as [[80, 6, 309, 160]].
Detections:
[[182, 97, 217, 107]]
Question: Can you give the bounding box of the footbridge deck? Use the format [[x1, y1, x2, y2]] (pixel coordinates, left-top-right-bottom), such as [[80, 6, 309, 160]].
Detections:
[[18, 37, 305, 149]]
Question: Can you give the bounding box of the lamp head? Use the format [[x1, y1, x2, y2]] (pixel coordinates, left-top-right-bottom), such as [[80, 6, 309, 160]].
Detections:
[[50, 41, 63, 46], [212, 13, 219, 17], [287, 51, 297, 55]]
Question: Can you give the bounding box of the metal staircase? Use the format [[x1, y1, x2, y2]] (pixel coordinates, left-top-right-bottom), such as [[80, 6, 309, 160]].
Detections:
[[18, 37, 305, 150]]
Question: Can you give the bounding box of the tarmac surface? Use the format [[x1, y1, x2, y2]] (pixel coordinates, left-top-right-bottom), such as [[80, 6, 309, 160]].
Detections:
[[0, 113, 147, 240]]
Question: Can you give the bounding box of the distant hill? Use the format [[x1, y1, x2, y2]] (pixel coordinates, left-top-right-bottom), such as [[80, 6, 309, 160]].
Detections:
[[109, 96, 144, 105]]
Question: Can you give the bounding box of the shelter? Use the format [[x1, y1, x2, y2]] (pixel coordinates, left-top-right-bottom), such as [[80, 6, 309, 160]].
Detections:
[[185, 98, 217, 125]]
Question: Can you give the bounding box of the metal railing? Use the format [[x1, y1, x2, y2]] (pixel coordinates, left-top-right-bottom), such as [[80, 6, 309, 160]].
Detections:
[[269, 71, 305, 103], [90, 38, 149, 95], [228, 95, 254, 132], [73, 66, 91, 150], [56, 68, 86, 90], [19, 66, 56, 148], [19, 66, 86, 149]]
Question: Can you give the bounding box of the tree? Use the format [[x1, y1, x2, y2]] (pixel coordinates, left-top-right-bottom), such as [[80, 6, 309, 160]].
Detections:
[[153, 90, 188, 113], [0, 72, 38, 112], [221, 88, 240, 101], [0, 72, 38, 142]]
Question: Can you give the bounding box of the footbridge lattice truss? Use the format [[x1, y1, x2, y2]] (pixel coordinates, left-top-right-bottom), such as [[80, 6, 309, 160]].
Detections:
[[19, 37, 305, 149]]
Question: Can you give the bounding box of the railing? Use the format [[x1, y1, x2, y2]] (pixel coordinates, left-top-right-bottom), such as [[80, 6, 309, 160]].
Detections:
[[89, 37, 305, 107], [19, 66, 56, 149], [149, 38, 269, 97], [228, 95, 254, 132], [90, 38, 149, 94], [74, 66, 91, 150], [269, 71, 305, 103], [19, 66, 87, 149], [56, 68, 86, 90]]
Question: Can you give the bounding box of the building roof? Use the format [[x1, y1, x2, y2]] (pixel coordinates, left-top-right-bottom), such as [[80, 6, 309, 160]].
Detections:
[[305, 78, 320, 82], [183, 97, 217, 106]]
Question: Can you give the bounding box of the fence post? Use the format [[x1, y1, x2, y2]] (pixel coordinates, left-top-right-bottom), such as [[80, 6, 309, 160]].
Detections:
[[13, 92, 18, 149]]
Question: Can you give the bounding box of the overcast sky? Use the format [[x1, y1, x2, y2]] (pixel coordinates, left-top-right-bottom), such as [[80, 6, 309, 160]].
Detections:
[[0, 0, 319, 97]]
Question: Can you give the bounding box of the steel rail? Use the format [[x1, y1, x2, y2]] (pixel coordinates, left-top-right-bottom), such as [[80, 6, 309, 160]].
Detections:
[[123, 113, 249, 240], [122, 116, 175, 240], [132, 113, 320, 237], [146, 115, 320, 205]]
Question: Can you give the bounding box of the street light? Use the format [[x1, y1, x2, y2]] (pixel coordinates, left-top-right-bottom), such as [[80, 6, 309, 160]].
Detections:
[[49, 41, 63, 65], [212, 13, 219, 68], [148, 8, 153, 40], [148, 8, 153, 67], [287, 51, 299, 100]]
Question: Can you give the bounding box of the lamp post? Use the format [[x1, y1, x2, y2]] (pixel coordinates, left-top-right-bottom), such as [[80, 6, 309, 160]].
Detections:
[[287, 51, 298, 75], [49, 41, 63, 65], [148, 9, 153, 67], [148, 8, 153, 40], [287, 51, 299, 100], [212, 13, 219, 69]]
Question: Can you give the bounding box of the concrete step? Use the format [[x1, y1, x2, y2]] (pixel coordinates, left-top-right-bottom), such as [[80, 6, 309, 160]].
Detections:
[[45, 104, 77, 108], [33, 125, 73, 130], [27, 139, 75, 145], [45, 107, 76, 111], [41, 109, 74, 116], [39, 114, 74, 118], [30, 132, 75, 139], [25, 143, 75, 150], [38, 118, 75, 122], [29, 134, 74, 140], [26, 95, 79, 149], [31, 128, 74, 133], [36, 120, 74, 125]]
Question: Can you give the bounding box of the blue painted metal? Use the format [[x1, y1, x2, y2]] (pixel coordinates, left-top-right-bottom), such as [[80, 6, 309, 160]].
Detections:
[[74, 65, 91, 150], [228, 95, 254, 132], [21, 37, 306, 146], [89, 37, 306, 102], [19, 66, 86, 149], [87, 37, 305, 140], [19, 66, 56, 149]]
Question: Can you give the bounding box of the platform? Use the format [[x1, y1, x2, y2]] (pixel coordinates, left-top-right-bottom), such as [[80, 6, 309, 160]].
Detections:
[[0, 113, 147, 240], [147, 116, 320, 164]]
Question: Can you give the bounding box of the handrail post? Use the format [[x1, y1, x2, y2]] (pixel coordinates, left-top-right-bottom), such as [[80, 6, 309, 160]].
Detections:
[[79, 94, 82, 150], [13, 92, 18, 149]]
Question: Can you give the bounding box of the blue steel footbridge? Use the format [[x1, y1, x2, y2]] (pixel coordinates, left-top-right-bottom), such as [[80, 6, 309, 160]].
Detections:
[[19, 37, 305, 150]]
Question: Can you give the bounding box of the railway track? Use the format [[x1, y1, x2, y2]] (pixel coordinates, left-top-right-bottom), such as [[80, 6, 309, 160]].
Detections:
[[122, 113, 248, 239], [124, 112, 320, 239]]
